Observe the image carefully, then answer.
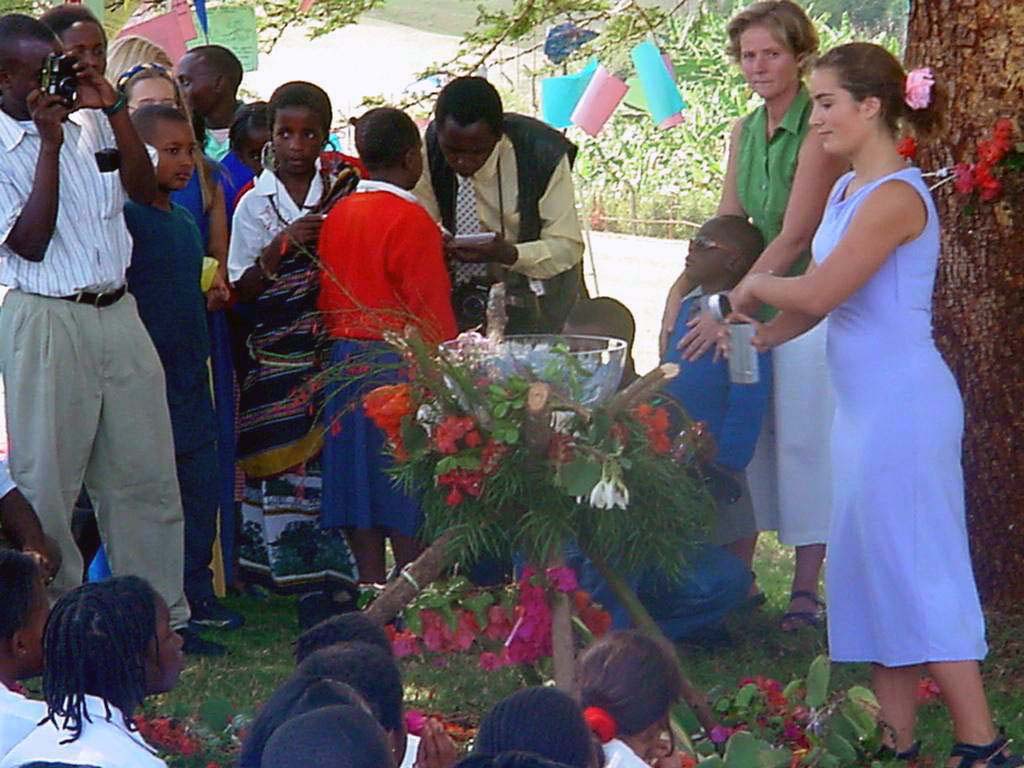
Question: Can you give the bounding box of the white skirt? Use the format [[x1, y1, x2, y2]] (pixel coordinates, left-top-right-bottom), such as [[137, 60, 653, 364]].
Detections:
[[745, 320, 834, 546]]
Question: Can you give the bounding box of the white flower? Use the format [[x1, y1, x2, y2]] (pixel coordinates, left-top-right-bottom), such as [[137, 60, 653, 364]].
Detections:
[[588, 464, 630, 510], [416, 403, 440, 435]]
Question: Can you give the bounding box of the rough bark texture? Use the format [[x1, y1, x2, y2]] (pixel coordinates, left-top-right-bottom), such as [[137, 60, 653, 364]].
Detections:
[[905, 1, 1024, 606]]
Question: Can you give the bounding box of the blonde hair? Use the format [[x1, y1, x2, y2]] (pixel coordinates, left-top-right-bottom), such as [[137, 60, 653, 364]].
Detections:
[[107, 35, 173, 81], [112, 39, 216, 214], [726, 1, 819, 73]]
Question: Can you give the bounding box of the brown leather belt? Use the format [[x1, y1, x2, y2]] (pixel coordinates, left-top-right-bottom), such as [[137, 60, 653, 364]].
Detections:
[[58, 286, 126, 307]]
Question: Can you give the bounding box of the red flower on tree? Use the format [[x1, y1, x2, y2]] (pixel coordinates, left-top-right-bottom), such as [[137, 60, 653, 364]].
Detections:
[[363, 383, 414, 459]]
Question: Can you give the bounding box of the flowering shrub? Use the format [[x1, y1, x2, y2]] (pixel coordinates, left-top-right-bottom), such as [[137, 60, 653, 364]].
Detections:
[[134, 706, 250, 767], [388, 571, 611, 671], [697, 657, 886, 768]]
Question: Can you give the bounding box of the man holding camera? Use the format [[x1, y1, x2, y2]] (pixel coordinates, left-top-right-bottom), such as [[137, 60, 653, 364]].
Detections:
[[0, 15, 190, 630], [415, 76, 586, 333]]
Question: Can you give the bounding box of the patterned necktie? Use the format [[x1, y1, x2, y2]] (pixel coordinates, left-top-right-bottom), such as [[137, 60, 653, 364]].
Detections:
[[453, 174, 490, 285]]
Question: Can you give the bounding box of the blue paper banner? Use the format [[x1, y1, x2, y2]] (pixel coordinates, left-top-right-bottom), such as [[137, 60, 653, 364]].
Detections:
[[630, 40, 685, 125], [541, 59, 598, 129]]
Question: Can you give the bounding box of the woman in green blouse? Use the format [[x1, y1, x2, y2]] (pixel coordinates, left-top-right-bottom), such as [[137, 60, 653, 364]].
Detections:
[[659, 0, 847, 631]]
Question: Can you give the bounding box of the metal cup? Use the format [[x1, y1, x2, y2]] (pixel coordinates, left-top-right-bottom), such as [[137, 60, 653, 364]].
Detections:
[[728, 323, 759, 384]]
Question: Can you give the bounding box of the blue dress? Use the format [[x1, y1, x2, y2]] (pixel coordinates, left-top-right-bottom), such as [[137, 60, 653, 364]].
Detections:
[[814, 168, 987, 665]]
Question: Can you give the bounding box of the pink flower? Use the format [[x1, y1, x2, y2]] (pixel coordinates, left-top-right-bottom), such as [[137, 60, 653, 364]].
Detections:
[[545, 566, 579, 593], [391, 630, 422, 658], [710, 725, 735, 744], [405, 710, 427, 736], [420, 610, 453, 653], [953, 163, 976, 195], [479, 651, 507, 670], [483, 605, 515, 640], [904, 67, 934, 110], [451, 611, 480, 651]]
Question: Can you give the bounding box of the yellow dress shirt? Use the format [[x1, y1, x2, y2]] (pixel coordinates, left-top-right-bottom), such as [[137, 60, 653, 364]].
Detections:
[[414, 135, 585, 280]]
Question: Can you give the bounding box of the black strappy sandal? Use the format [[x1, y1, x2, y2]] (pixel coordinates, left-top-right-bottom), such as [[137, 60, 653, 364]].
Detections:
[[780, 590, 825, 631], [877, 741, 921, 762], [949, 735, 1023, 768]]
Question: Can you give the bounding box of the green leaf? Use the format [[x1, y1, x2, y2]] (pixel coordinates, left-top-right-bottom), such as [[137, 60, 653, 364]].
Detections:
[[734, 683, 758, 710], [806, 655, 831, 709], [400, 417, 428, 455], [493, 401, 510, 418], [824, 732, 858, 765], [846, 685, 879, 711], [199, 697, 234, 731], [463, 592, 494, 628], [840, 700, 877, 739], [439, 603, 458, 631], [699, 758, 726, 768], [760, 748, 794, 768], [559, 458, 603, 496], [783, 678, 804, 701], [723, 731, 759, 767], [435, 454, 482, 475], [403, 608, 423, 637]]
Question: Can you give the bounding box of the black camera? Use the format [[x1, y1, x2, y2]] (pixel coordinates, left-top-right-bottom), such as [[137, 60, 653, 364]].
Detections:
[[40, 53, 77, 106], [452, 281, 491, 330]]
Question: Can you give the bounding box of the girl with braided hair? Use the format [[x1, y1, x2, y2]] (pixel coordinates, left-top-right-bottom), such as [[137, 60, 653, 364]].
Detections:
[[0, 577, 183, 768]]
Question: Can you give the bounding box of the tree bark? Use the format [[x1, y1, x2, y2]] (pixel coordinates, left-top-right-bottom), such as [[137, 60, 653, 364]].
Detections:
[[905, 1, 1024, 606]]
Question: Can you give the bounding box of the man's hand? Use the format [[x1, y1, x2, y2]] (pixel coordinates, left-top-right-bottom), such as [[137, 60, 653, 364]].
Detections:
[[27, 89, 69, 147], [205, 268, 231, 311], [447, 232, 518, 266], [72, 59, 117, 111], [414, 718, 458, 768], [677, 307, 725, 362], [283, 213, 326, 249]]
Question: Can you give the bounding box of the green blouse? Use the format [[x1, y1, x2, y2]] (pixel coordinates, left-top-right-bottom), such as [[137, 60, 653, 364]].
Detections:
[[736, 86, 812, 278]]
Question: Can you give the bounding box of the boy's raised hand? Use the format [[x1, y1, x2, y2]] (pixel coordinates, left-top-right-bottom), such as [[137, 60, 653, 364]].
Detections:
[[27, 89, 69, 146], [284, 213, 326, 248], [414, 718, 458, 768]]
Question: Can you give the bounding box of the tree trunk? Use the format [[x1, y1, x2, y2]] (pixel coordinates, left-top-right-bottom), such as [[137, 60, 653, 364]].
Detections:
[[905, 1, 1024, 606]]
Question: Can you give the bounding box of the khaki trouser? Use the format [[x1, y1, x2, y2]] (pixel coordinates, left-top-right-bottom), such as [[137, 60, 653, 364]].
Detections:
[[0, 290, 190, 627]]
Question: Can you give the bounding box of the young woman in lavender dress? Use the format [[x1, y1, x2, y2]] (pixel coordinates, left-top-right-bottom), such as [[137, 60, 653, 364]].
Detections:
[[729, 43, 1020, 768]]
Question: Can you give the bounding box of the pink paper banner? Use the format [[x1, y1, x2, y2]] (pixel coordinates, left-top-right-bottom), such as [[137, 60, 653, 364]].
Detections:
[[117, 0, 196, 63], [570, 65, 628, 137]]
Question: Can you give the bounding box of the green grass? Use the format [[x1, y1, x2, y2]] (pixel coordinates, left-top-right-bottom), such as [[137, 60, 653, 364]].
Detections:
[[138, 534, 1024, 765]]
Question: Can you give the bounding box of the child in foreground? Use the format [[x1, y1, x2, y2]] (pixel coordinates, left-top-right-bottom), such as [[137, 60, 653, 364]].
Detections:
[[578, 631, 685, 768], [0, 577, 184, 768], [0, 550, 49, 760], [125, 104, 240, 653]]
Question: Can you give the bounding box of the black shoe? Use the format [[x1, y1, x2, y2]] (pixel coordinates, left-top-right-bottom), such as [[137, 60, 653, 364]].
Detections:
[[178, 627, 227, 656], [189, 597, 245, 630]]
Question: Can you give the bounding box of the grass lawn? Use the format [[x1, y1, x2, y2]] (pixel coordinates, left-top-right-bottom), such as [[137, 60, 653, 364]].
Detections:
[[133, 534, 1024, 766]]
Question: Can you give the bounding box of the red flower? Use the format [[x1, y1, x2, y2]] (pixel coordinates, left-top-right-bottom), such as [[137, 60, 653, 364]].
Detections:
[[363, 384, 414, 460], [479, 650, 508, 670], [917, 676, 942, 702], [433, 415, 477, 454], [583, 707, 617, 743], [452, 610, 480, 651], [953, 163, 976, 195], [483, 604, 515, 640], [974, 163, 1003, 202], [977, 139, 1007, 166], [896, 135, 917, 160], [391, 629, 422, 658], [545, 566, 579, 593], [994, 117, 1014, 141], [481, 440, 508, 474], [632, 404, 672, 454]]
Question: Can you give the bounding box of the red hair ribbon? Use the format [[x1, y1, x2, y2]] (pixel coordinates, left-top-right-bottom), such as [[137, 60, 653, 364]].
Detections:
[[583, 706, 617, 744]]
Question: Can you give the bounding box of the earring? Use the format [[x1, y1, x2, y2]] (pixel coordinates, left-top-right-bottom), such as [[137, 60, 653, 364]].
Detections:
[[261, 141, 277, 174]]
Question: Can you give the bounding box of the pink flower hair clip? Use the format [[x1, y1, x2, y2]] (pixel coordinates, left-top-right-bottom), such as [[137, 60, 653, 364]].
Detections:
[[905, 67, 935, 110]]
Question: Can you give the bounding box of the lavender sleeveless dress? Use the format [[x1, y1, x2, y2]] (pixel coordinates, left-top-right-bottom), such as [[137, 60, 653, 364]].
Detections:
[[813, 168, 987, 666]]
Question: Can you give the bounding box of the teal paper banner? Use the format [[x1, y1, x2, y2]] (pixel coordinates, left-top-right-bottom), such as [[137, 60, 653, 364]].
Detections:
[[630, 41, 685, 125], [541, 59, 598, 128]]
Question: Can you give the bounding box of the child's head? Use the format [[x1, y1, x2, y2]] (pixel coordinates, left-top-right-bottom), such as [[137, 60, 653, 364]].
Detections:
[[578, 631, 683, 744], [230, 101, 271, 175], [268, 80, 333, 180], [354, 107, 423, 189], [261, 705, 395, 768], [42, 576, 184, 739], [293, 611, 393, 665], [683, 215, 764, 291], [175, 44, 242, 119], [474, 687, 596, 768], [38, 4, 106, 77], [0, 549, 49, 682], [118, 64, 185, 115], [0, 14, 60, 117], [132, 104, 197, 194], [241, 643, 401, 768]]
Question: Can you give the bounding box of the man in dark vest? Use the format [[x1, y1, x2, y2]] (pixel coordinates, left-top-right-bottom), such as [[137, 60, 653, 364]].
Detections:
[[415, 76, 586, 334]]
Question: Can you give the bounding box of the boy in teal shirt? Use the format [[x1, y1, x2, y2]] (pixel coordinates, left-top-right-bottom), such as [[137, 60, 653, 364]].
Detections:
[[125, 105, 242, 654]]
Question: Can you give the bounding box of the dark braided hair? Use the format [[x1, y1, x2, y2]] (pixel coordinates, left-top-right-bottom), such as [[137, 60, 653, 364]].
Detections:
[[42, 576, 159, 742], [0, 549, 40, 640]]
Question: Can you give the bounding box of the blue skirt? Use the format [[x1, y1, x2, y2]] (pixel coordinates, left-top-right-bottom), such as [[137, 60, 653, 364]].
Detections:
[[320, 339, 423, 536]]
